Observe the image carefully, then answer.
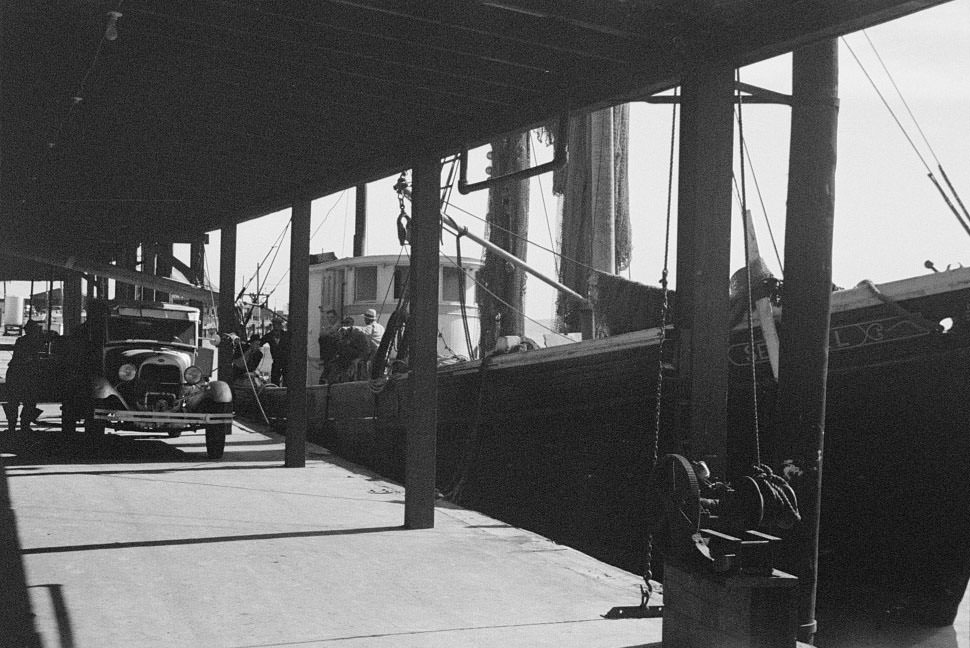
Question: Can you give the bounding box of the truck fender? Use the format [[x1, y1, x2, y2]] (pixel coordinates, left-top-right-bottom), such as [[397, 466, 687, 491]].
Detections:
[[207, 380, 233, 404], [91, 376, 122, 403]]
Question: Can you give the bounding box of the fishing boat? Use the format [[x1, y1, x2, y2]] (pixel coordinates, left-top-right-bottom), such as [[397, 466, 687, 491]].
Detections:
[[234, 250, 970, 626], [232, 30, 970, 630]]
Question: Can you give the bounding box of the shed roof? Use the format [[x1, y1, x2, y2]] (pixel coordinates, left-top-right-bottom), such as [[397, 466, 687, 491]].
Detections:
[[1, 0, 950, 263]]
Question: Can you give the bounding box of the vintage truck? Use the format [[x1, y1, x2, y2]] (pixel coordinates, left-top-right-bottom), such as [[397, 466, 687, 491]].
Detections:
[[23, 300, 235, 459]]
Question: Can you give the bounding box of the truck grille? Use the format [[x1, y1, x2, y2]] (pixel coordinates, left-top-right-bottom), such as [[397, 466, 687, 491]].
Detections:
[[138, 364, 182, 392]]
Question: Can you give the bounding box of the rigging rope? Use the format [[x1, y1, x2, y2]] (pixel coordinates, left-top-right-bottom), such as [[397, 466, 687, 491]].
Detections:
[[533, 131, 560, 277], [842, 36, 970, 238], [442, 201, 609, 281], [860, 30, 970, 229], [231, 335, 271, 425], [731, 134, 784, 274], [737, 70, 762, 465], [438, 248, 574, 344]]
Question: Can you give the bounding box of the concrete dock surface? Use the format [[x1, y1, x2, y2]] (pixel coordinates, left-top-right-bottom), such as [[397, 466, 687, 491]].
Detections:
[[1, 407, 967, 648]]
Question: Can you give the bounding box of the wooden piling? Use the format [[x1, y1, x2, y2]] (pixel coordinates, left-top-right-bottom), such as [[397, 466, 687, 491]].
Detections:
[[772, 40, 839, 645], [406, 157, 441, 529], [285, 199, 311, 468], [673, 63, 736, 480]]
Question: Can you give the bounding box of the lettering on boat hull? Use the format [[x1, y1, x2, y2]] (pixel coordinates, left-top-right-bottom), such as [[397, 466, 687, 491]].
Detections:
[[728, 315, 931, 367]]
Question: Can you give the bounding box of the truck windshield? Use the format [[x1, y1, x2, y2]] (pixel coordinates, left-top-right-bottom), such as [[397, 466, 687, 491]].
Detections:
[[106, 316, 197, 345]]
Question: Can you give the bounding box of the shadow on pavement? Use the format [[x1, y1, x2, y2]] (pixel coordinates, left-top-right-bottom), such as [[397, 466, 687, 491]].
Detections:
[[0, 461, 42, 647], [22, 524, 404, 555]]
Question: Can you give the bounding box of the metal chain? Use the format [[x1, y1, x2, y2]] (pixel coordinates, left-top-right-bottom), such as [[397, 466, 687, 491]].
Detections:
[[737, 70, 761, 465], [644, 88, 679, 600]]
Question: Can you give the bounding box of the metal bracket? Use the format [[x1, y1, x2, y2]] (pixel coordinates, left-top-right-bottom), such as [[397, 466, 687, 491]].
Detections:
[[457, 113, 569, 194]]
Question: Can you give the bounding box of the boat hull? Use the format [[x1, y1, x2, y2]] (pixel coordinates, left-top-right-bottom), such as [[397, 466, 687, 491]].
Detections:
[[251, 272, 970, 625]]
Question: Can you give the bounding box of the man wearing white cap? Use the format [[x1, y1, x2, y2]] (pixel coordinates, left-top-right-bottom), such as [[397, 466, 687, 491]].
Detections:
[[360, 308, 384, 353]]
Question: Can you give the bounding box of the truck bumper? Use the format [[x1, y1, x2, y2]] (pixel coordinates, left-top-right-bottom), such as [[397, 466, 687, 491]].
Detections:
[[94, 409, 234, 427]]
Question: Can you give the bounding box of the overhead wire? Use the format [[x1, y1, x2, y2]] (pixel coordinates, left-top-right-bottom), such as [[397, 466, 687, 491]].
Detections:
[[261, 191, 350, 300]]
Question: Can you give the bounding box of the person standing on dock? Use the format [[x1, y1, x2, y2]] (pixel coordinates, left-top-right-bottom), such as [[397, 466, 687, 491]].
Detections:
[[3, 320, 44, 433], [317, 308, 341, 383], [259, 317, 291, 387]]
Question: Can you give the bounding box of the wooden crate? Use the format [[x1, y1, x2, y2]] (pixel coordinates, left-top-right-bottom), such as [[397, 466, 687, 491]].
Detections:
[[663, 559, 798, 648]]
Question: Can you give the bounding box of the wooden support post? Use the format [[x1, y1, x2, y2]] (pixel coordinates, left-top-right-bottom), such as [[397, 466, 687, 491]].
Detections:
[[353, 184, 367, 257], [114, 244, 137, 301], [406, 156, 441, 529], [190, 238, 206, 285], [155, 242, 173, 303], [285, 199, 310, 468], [772, 40, 839, 645], [189, 236, 207, 312], [141, 244, 156, 302], [217, 224, 237, 383], [673, 63, 736, 479], [62, 274, 83, 334]]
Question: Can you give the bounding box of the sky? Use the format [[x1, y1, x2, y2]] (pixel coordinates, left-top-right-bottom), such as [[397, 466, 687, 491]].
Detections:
[[12, 1, 970, 341]]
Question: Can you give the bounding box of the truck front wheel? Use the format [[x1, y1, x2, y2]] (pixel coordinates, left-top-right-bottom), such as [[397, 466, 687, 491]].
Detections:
[[205, 424, 227, 459], [204, 401, 232, 460]]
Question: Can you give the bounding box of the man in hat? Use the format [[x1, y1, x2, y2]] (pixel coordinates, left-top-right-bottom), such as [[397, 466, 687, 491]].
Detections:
[[329, 317, 370, 382], [259, 317, 291, 386], [3, 320, 45, 434], [360, 308, 385, 355]]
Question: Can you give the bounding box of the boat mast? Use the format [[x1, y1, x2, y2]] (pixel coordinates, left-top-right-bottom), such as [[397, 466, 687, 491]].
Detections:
[[477, 133, 530, 353], [555, 106, 631, 335], [771, 40, 839, 646]]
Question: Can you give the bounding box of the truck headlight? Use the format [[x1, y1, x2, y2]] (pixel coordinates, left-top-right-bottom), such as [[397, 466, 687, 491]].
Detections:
[[184, 366, 203, 385], [118, 363, 137, 382]]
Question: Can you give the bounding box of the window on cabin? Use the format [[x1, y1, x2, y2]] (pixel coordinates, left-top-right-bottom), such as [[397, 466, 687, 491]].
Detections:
[[442, 266, 463, 302], [355, 266, 377, 302]]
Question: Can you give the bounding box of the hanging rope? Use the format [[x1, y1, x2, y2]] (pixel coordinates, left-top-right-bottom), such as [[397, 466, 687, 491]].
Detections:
[[737, 70, 761, 465]]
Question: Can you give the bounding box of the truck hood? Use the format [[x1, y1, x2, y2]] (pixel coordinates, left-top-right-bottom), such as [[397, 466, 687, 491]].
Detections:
[[104, 345, 195, 376]]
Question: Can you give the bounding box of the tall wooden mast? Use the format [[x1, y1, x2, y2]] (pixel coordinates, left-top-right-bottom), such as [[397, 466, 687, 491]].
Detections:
[[477, 133, 530, 354], [555, 106, 630, 334]]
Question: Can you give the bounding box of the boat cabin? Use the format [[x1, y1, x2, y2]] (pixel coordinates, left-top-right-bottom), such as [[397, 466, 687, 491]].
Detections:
[[307, 253, 482, 384]]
